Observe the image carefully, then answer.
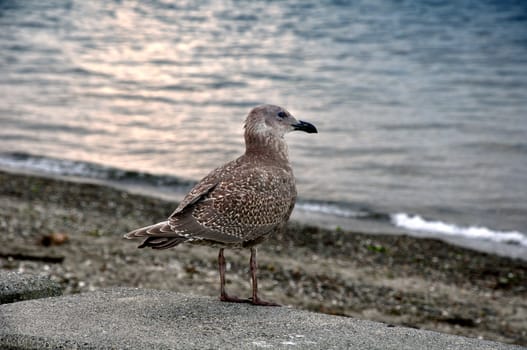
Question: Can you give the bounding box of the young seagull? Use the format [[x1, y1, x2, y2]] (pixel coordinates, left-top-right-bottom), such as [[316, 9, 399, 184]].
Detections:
[[124, 104, 317, 306]]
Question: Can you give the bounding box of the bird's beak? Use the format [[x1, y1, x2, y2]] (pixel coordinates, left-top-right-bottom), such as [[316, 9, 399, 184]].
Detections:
[[292, 120, 318, 134]]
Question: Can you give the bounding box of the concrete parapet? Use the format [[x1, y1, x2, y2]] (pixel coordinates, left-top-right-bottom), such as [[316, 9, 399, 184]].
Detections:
[[0, 288, 523, 349]]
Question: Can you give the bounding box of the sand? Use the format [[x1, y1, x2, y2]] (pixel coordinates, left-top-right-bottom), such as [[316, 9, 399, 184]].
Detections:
[[0, 170, 525, 346]]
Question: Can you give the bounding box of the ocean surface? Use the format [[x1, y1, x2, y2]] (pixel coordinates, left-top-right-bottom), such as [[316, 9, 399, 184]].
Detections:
[[1, 0, 526, 258]]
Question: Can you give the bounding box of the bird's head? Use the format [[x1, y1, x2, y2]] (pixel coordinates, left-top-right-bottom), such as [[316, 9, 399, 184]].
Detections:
[[244, 104, 318, 139]]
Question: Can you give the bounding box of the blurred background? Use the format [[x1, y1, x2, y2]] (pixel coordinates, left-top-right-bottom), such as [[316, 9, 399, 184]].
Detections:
[[1, 0, 526, 257]]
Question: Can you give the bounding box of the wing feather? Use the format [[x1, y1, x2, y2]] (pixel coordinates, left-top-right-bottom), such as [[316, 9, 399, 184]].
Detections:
[[126, 156, 297, 246]]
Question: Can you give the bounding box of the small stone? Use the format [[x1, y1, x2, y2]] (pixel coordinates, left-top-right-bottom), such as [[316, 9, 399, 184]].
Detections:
[[0, 271, 62, 304]]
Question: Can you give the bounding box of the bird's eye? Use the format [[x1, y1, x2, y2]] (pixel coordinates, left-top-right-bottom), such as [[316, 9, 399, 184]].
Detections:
[[277, 111, 287, 119]]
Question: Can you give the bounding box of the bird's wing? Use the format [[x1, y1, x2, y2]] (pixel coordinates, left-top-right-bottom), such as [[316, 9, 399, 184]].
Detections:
[[167, 164, 297, 244]]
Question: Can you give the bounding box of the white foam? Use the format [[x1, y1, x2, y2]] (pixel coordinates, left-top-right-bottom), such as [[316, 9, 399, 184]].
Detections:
[[391, 213, 527, 246], [296, 202, 367, 218], [251, 340, 272, 348], [0, 154, 101, 178]]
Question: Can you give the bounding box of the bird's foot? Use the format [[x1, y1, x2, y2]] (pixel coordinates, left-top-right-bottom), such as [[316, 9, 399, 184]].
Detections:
[[219, 293, 251, 304], [220, 294, 280, 306], [248, 296, 281, 307]]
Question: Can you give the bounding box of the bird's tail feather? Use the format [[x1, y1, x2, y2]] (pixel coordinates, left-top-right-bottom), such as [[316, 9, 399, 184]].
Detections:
[[124, 221, 168, 238], [124, 221, 188, 250], [138, 236, 188, 250]]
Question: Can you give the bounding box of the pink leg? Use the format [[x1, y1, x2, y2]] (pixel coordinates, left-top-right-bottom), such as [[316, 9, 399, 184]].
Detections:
[[249, 248, 280, 306], [218, 248, 248, 303]]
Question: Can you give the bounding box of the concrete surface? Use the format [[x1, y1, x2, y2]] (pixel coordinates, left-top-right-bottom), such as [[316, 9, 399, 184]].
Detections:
[[0, 271, 62, 304], [0, 288, 524, 350]]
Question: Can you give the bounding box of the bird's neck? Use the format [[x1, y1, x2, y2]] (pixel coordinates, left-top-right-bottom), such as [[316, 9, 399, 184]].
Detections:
[[244, 133, 290, 165]]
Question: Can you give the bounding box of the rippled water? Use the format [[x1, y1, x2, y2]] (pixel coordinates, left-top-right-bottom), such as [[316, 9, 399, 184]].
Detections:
[[1, 0, 527, 256]]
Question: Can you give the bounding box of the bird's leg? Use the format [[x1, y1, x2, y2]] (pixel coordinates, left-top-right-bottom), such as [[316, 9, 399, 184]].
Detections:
[[218, 248, 248, 303], [249, 247, 280, 306]]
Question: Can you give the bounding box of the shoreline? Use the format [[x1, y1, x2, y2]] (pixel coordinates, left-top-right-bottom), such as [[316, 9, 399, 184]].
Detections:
[[4, 163, 526, 261], [0, 160, 527, 261], [0, 170, 526, 345]]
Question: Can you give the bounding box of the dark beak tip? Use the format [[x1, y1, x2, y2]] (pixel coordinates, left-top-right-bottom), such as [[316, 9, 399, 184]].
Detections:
[[294, 120, 318, 134]]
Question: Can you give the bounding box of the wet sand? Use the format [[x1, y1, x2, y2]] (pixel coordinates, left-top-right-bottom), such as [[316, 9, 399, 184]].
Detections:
[[0, 170, 525, 346]]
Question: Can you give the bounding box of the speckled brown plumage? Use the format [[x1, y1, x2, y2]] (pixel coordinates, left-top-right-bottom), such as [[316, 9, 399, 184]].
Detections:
[[124, 104, 317, 305]]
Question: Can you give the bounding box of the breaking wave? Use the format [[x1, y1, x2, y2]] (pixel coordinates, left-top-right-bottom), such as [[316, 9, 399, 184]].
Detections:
[[391, 213, 527, 247], [0, 152, 192, 188]]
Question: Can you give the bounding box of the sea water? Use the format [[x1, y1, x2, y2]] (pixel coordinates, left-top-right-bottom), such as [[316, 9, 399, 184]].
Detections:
[[1, 0, 526, 258]]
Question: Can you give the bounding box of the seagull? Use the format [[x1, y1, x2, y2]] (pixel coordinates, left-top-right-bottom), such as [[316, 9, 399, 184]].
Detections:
[[124, 104, 317, 306]]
